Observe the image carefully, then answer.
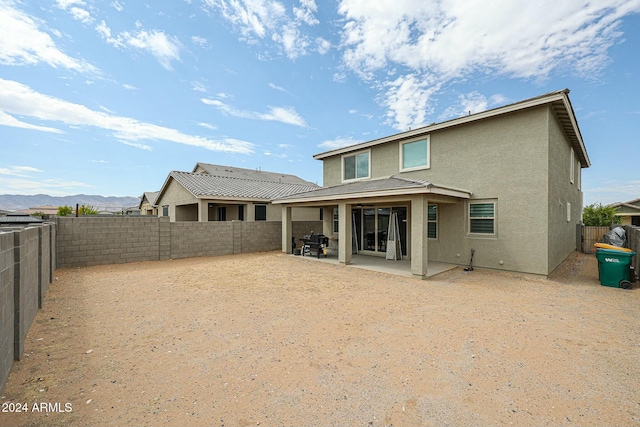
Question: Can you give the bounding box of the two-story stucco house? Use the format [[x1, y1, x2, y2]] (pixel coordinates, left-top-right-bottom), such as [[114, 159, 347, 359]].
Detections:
[[274, 89, 590, 279]]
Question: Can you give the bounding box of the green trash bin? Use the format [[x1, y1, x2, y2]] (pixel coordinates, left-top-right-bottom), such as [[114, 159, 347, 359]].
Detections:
[[595, 248, 636, 289]]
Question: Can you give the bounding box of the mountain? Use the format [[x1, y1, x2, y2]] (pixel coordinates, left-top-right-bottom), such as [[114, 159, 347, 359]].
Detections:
[[0, 194, 141, 211]]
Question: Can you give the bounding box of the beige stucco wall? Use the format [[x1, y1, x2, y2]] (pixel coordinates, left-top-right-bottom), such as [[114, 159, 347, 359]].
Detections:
[[156, 179, 198, 222], [321, 106, 560, 275], [546, 108, 583, 274]]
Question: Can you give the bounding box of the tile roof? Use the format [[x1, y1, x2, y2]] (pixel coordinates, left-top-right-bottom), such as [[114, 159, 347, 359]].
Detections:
[[142, 191, 159, 206], [170, 171, 320, 200], [194, 163, 313, 185]]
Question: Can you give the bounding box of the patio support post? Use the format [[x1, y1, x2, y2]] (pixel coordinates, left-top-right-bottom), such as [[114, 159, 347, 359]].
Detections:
[[411, 195, 429, 279], [198, 200, 206, 222], [282, 205, 293, 254], [338, 202, 352, 265], [322, 207, 333, 237]]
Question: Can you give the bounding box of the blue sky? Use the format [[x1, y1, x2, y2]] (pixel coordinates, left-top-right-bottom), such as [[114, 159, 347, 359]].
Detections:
[[0, 0, 638, 207]]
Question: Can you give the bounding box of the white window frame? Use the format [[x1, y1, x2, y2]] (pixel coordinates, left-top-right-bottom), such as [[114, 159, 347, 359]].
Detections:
[[427, 203, 438, 239], [341, 149, 371, 182], [467, 200, 497, 237], [399, 137, 430, 172], [570, 148, 575, 184]]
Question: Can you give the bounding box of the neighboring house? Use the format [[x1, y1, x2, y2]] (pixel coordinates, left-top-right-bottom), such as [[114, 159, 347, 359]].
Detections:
[[16, 205, 59, 217], [0, 209, 10, 217], [0, 212, 45, 227], [139, 191, 159, 216], [274, 89, 590, 278], [609, 198, 640, 226], [155, 163, 321, 222]]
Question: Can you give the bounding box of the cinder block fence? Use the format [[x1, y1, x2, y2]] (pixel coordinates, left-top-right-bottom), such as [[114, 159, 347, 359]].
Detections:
[[0, 217, 321, 393], [0, 224, 56, 393], [56, 217, 321, 267]]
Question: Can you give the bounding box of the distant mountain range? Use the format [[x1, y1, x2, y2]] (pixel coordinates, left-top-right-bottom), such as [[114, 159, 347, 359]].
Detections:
[[0, 194, 141, 211]]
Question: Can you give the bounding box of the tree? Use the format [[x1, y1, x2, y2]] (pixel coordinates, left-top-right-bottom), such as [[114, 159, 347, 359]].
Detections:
[[57, 205, 73, 217], [582, 203, 621, 226], [78, 205, 98, 215], [31, 211, 46, 217]]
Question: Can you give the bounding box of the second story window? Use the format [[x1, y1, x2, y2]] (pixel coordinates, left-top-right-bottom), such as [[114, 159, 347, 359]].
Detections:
[[400, 137, 430, 171], [342, 150, 370, 181]]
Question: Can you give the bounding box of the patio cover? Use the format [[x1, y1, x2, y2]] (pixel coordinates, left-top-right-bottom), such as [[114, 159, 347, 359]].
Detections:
[[272, 175, 472, 206], [273, 176, 472, 279]]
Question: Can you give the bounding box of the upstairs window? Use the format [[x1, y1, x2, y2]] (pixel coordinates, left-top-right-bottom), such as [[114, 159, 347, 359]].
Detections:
[[469, 201, 496, 235], [343, 150, 370, 181], [570, 148, 575, 184], [401, 138, 430, 171]]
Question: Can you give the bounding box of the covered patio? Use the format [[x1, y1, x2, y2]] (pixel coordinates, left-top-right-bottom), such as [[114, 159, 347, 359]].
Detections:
[[274, 175, 472, 279], [291, 250, 459, 278]]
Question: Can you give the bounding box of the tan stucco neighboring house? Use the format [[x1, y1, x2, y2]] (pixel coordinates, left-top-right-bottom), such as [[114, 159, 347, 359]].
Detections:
[[609, 198, 640, 226], [139, 191, 159, 216], [155, 163, 321, 222], [274, 89, 590, 279]]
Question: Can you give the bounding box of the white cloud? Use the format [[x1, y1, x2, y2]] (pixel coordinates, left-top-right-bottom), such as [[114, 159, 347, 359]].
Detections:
[[95, 21, 182, 70], [191, 35, 208, 47], [111, 1, 124, 12], [0, 110, 64, 134], [118, 140, 152, 151], [123, 29, 182, 70], [197, 122, 217, 130], [0, 165, 44, 177], [192, 81, 207, 92], [204, 0, 320, 59], [0, 1, 98, 73], [269, 82, 287, 92], [337, 0, 640, 129], [202, 98, 308, 127], [316, 37, 331, 55], [0, 176, 92, 196], [0, 78, 255, 154], [318, 136, 362, 150]]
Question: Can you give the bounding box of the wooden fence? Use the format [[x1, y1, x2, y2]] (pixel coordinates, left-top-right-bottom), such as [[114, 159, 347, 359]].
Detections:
[[576, 225, 611, 254]]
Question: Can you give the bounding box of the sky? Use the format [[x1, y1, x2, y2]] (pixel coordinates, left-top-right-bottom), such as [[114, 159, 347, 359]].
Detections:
[[0, 0, 639, 207]]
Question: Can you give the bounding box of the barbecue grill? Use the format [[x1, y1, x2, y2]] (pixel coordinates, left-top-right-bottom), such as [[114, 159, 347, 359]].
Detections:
[[300, 233, 329, 258]]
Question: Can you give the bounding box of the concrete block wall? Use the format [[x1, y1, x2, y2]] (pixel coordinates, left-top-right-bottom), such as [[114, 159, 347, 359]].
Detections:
[[0, 231, 15, 393], [240, 221, 282, 253], [170, 222, 234, 259], [57, 217, 165, 267], [38, 226, 51, 308], [13, 227, 40, 361], [56, 218, 324, 267]]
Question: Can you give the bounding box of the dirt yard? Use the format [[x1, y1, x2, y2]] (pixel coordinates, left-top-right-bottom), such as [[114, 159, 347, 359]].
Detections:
[[1, 251, 639, 427]]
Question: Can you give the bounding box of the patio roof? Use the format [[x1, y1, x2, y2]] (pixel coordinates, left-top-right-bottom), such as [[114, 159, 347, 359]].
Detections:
[[272, 175, 471, 205]]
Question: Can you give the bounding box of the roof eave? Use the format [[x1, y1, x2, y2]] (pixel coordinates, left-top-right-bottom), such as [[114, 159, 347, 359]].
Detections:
[[273, 185, 471, 205], [313, 89, 590, 168]]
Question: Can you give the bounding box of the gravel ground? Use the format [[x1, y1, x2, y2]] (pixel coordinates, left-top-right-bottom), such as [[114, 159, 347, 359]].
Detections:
[[1, 250, 639, 427]]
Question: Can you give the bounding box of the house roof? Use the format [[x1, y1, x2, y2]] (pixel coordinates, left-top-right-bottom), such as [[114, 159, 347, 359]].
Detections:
[[273, 175, 471, 205], [313, 89, 590, 168], [159, 170, 320, 202], [0, 212, 45, 224], [139, 191, 159, 208], [609, 198, 640, 216], [193, 163, 313, 185]]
